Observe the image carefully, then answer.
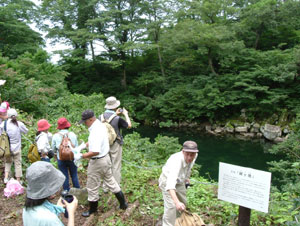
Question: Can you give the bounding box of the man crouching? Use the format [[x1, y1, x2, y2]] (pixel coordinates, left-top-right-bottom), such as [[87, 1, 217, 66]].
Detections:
[[159, 141, 198, 226]]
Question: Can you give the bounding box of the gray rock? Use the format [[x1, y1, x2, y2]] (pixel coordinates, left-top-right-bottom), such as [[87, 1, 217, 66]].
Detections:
[[273, 137, 286, 143], [69, 187, 88, 204], [261, 124, 282, 141], [235, 126, 248, 133], [244, 122, 251, 129], [225, 127, 234, 133], [205, 125, 212, 131], [242, 133, 255, 138], [214, 127, 223, 133], [256, 132, 263, 138]]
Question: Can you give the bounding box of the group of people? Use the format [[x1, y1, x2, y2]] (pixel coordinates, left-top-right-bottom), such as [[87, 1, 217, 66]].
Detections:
[[1, 95, 199, 226]]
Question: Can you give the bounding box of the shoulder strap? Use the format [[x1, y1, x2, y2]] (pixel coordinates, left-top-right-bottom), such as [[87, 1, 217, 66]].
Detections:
[[107, 114, 117, 123], [4, 120, 7, 132], [100, 114, 105, 122]]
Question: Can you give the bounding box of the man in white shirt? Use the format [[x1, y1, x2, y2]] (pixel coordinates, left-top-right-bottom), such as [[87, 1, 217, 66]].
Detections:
[[159, 141, 198, 226], [79, 109, 128, 217]]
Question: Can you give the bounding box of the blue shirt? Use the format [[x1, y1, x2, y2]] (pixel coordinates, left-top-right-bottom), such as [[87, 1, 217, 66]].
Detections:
[[23, 200, 65, 226], [51, 129, 78, 160]]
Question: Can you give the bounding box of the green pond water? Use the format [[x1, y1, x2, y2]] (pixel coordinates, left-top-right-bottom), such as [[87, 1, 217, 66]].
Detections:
[[126, 126, 281, 181]]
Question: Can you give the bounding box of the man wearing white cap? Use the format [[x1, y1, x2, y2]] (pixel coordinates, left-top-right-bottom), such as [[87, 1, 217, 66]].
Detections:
[[101, 96, 131, 186], [159, 141, 199, 226]]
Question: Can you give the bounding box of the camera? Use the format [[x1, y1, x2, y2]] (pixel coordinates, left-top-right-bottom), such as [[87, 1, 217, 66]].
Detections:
[[61, 190, 74, 218], [119, 108, 123, 113]]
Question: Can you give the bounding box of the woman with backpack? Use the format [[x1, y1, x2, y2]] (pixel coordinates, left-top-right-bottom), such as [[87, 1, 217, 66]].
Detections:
[[1, 108, 28, 184], [36, 119, 53, 162], [51, 117, 80, 191]]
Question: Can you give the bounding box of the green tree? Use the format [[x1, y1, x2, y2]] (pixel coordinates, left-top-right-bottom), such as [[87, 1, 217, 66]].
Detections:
[[0, 0, 43, 58]]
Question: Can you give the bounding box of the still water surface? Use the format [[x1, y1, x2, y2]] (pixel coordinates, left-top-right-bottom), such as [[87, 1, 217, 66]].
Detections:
[[126, 126, 280, 181]]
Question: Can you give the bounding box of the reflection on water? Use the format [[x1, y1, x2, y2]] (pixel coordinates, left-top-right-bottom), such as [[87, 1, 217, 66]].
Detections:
[[125, 126, 281, 181]]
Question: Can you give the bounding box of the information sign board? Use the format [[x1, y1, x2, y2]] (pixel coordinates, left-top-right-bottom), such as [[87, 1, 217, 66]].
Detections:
[[218, 162, 271, 213]]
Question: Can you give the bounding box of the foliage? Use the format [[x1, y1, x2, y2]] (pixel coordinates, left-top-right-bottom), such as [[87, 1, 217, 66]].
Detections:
[[0, 0, 43, 59], [46, 93, 106, 123], [267, 113, 300, 191], [0, 50, 69, 115]]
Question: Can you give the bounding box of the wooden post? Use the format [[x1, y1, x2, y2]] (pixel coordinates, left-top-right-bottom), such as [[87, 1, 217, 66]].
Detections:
[[238, 206, 251, 226]]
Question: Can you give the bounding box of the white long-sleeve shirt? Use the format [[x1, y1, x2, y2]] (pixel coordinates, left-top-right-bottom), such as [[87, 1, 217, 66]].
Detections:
[[88, 119, 109, 158], [159, 151, 197, 191], [0, 119, 28, 152], [36, 132, 52, 154]]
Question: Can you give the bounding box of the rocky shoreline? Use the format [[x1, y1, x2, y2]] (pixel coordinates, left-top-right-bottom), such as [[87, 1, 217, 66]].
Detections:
[[203, 122, 290, 143]]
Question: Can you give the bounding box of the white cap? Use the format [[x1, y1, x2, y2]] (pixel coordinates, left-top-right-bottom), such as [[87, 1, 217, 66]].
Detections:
[[8, 108, 17, 118]]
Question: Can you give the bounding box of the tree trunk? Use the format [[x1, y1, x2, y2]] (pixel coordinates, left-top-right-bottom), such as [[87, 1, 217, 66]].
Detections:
[[254, 24, 263, 50], [157, 45, 165, 77], [208, 48, 217, 75], [90, 41, 95, 62], [121, 65, 127, 89]]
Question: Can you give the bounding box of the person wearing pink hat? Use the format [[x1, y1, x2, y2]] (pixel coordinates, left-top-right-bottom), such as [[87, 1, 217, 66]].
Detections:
[[0, 102, 9, 137], [36, 119, 53, 162], [51, 117, 80, 191]]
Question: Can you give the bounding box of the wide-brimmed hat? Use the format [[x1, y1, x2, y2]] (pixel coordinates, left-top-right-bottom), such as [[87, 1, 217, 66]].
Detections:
[[0, 102, 9, 113], [37, 119, 51, 132], [79, 109, 95, 124], [57, 117, 71, 129], [7, 108, 18, 117], [26, 161, 65, 199], [105, 96, 120, 110], [182, 141, 198, 153]]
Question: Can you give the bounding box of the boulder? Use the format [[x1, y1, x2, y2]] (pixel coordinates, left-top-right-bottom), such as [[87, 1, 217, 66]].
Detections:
[[225, 127, 234, 133], [244, 122, 251, 130], [260, 124, 282, 141], [283, 126, 290, 135], [214, 127, 223, 134], [273, 137, 286, 143], [250, 123, 260, 133], [205, 125, 212, 132], [235, 126, 248, 133], [242, 133, 255, 138], [256, 132, 263, 138]]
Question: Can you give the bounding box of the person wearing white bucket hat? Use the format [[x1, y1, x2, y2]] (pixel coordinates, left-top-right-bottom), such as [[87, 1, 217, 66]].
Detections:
[[101, 96, 131, 189], [159, 141, 199, 226], [1, 108, 28, 184], [23, 161, 78, 226]]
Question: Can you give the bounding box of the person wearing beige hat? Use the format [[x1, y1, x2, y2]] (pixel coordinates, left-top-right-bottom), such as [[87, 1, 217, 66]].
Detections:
[[159, 141, 199, 226], [101, 96, 131, 188]]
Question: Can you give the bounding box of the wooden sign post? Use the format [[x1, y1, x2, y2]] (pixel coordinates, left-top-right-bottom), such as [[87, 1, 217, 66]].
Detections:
[[238, 206, 251, 226]]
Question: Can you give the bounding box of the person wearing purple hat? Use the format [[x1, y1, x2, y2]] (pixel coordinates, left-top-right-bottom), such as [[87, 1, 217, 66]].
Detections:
[[52, 117, 80, 191], [36, 119, 53, 162], [159, 141, 199, 226]]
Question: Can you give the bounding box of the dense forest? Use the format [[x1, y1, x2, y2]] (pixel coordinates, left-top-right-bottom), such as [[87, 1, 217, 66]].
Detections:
[[1, 0, 300, 225]]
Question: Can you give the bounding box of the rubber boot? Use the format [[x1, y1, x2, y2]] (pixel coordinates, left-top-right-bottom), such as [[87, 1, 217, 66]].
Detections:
[[82, 201, 98, 217], [115, 191, 128, 210]]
